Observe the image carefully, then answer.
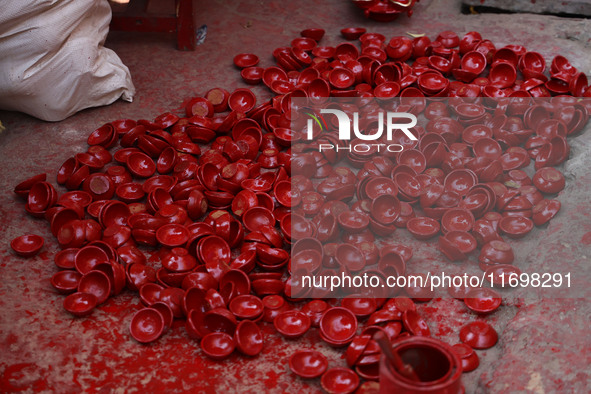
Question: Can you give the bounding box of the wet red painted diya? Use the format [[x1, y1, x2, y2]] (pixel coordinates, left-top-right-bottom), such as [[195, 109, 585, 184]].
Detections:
[[274, 310, 311, 339], [129, 308, 165, 344], [320, 307, 358, 346], [11, 234, 44, 257], [464, 288, 502, 314], [234, 320, 263, 356], [452, 343, 479, 372], [63, 292, 97, 317], [460, 321, 498, 349], [289, 350, 328, 379], [201, 332, 235, 360], [321, 367, 360, 394]]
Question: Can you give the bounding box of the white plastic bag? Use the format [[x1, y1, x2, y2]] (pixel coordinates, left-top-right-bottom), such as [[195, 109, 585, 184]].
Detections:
[[0, 0, 135, 121]]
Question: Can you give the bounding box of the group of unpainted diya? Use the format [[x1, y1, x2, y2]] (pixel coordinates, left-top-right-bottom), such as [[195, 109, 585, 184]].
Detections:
[[11, 26, 590, 393]]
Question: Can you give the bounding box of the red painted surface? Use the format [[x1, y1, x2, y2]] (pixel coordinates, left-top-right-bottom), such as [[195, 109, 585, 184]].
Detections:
[[110, 0, 196, 51]]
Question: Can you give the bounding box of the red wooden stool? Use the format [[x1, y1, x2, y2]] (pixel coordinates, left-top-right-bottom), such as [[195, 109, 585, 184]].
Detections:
[[109, 0, 196, 51]]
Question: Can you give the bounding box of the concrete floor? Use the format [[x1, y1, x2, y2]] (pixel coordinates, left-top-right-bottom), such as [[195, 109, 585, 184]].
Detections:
[[1, 0, 590, 392]]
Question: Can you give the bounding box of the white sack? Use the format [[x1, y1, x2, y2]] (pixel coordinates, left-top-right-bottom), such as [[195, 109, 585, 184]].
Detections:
[[0, 0, 135, 121]]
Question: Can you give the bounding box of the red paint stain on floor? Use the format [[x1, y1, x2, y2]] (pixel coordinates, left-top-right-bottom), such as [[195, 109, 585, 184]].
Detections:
[[581, 231, 591, 245], [0, 363, 47, 392]]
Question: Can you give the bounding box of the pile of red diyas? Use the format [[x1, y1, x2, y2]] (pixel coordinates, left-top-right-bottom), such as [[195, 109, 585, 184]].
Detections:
[[10, 25, 590, 392]]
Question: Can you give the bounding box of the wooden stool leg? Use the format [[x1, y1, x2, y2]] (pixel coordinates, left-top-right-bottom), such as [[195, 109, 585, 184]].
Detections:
[[177, 0, 196, 50]]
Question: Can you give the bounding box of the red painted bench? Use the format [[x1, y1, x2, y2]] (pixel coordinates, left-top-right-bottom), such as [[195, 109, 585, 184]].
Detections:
[[109, 0, 196, 50]]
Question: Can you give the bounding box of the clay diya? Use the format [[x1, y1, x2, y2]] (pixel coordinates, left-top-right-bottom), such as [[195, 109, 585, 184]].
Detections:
[[151, 302, 174, 333], [302, 300, 329, 327], [444, 169, 477, 196], [402, 309, 431, 336], [242, 207, 275, 232], [451, 343, 480, 373], [200, 332, 235, 360], [406, 217, 440, 240], [461, 51, 486, 74], [329, 68, 356, 90], [186, 97, 214, 117], [374, 81, 401, 99], [334, 42, 359, 60], [156, 224, 189, 247], [341, 27, 366, 40], [87, 123, 115, 147], [498, 216, 534, 239], [532, 199, 561, 226], [418, 71, 449, 95], [14, 173, 46, 197], [140, 282, 164, 306], [100, 200, 131, 228], [489, 62, 517, 88], [126, 263, 157, 291], [321, 368, 360, 394], [292, 249, 322, 273], [377, 251, 406, 276], [341, 297, 378, 319], [182, 287, 209, 316], [462, 124, 493, 145], [74, 245, 110, 274], [202, 308, 238, 335], [228, 88, 257, 113], [439, 231, 478, 261], [464, 288, 502, 314], [289, 350, 329, 379], [345, 335, 372, 368], [116, 182, 145, 203], [54, 248, 78, 269], [263, 66, 288, 88], [441, 208, 475, 233], [161, 247, 197, 272], [292, 37, 317, 51], [78, 270, 111, 304], [252, 278, 284, 297], [126, 152, 156, 178], [274, 310, 311, 339], [229, 294, 264, 320], [532, 167, 565, 194], [320, 307, 358, 345], [51, 270, 82, 294], [129, 307, 165, 344], [335, 243, 366, 272], [370, 194, 401, 226], [233, 53, 259, 68], [11, 234, 44, 257], [301, 28, 325, 41], [241, 67, 264, 85], [261, 294, 289, 323], [479, 240, 514, 265], [338, 211, 370, 233], [234, 320, 264, 356], [459, 321, 498, 349], [63, 292, 97, 317]]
